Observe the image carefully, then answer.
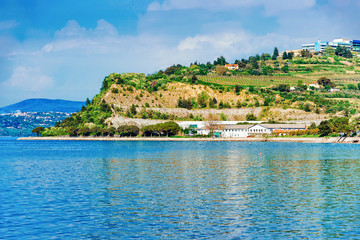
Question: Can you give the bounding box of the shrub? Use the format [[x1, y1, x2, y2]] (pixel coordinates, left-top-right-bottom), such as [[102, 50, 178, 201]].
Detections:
[[220, 113, 227, 121], [246, 113, 257, 121]]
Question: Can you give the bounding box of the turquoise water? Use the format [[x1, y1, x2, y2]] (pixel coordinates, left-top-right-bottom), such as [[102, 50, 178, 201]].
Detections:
[[1, 138, 360, 239]]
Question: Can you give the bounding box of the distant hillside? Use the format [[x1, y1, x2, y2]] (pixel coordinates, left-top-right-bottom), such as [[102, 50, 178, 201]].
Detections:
[[0, 112, 71, 137], [0, 99, 85, 113]]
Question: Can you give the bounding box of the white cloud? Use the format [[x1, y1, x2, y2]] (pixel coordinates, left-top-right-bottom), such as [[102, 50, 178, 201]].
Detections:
[[0, 20, 18, 30], [177, 31, 300, 61], [178, 30, 252, 51], [147, 0, 316, 14], [147, 1, 162, 11], [3, 66, 53, 91], [41, 19, 121, 54]]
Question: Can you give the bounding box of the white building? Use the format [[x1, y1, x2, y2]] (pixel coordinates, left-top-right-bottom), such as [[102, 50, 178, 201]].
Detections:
[[306, 82, 320, 90], [328, 88, 340, 93], [247, 124, 272, 136], [178, 121, 261, 130], [225, 64, 239, 70], [196, 123, 306, 137], [302, 43, 315, 51], [221, 125, 253, 138]]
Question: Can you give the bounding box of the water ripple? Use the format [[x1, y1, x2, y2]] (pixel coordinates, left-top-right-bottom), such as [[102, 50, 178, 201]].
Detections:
[[1, 139, 360, 239]]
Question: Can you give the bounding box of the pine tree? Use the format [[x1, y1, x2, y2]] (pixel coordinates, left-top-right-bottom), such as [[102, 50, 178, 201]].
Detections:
[[287, 52, 293, 60], [282, 52, 288, 60], [272, 47, 279, 60], [85, 98, 91, 106]]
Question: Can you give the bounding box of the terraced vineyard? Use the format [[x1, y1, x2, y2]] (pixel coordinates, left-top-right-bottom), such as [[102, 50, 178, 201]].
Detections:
[[295, 72, 360, 84], [198, 75, 313, 87]]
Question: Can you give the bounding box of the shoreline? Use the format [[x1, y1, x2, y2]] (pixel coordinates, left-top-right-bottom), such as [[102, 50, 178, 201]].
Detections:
[[17, 136, 360, 144]]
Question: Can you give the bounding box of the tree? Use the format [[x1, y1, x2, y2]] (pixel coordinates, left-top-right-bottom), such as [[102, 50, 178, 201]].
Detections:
[[282, 52, 288, 60], [235, 85, 241, 94], [191, 74, 198, 84], [205, 113, 221, 137], [251, 60, 259, 69], [246, 113, 257, 121], [287, 52, 293, 60], [330, 117, 350, 134], [197, 91, 210, 108], [162, 121, 181, 137], [127, 125, 140, 136], [209, 97, 217, 108], [300, 49, 312, 58], [262, 66, 274, 75], [78, 127, 91, 136], [317, 77, 336, 88], [213, 56, 228, 65], [151, 123, 163, 137], [304, 103, 311, 112], [85, 98, 91, 106], [220, 113, 227, 121], [318, 120, 331, 136], [335, 46, 352, 58], [178, 97, 193, 110], [347, 84, 357, 90], [275, 84, 290, 92], [164, 65, 179, 75], [236, 100, 242, 108], [281, 65, 289, 73], [107, 127, 116, 136], [261, 53, 271, 61], [118, 125, 139, 137], [309, 122, 317, 129], [324, 46, 335, 56], [32, 126, 44, 136], [130, 104, 137, 116], [216, 66, 227, 75], [141, 125, 152, 137], [272, 47, 279, 60], [218, 101, 224, 109], [67, 126, 78, 136]]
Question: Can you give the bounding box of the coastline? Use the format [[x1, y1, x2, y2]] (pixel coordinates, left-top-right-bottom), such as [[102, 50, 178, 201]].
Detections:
[[17, 136, 360, 144]]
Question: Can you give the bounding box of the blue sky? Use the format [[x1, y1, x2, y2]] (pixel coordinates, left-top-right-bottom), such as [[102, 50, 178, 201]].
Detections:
[[0, 0, 359, 106]]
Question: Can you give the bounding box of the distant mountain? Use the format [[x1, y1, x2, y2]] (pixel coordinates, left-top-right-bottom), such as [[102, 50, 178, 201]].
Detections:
[[0, 98, 85, 113]]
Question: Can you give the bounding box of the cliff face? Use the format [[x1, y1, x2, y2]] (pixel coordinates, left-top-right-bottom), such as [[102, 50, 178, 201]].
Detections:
[[99, 79, 330, 123], [102, 82, 261, 109]]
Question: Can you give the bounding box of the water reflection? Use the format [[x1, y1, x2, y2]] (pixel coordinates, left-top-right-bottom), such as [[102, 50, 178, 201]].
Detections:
[[1, 139, 360, 239]]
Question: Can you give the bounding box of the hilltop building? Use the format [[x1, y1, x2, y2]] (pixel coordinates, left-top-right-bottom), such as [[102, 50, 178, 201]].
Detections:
[[306, 82, 320, 90], [302, 44, 315, 51], [353, 40, 360, 52], [302, 38, 360, 53], [225, 64, 239, 70]]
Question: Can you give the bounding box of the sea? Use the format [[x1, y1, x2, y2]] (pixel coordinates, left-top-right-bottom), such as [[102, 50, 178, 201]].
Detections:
[[1, 137, 360, 239]]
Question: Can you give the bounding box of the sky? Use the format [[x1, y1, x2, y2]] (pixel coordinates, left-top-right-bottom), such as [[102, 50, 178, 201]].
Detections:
[[0, 0, 359, 106]]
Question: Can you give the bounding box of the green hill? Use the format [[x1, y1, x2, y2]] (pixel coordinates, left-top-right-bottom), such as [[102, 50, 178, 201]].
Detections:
[[38, 53, 360, 137]]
